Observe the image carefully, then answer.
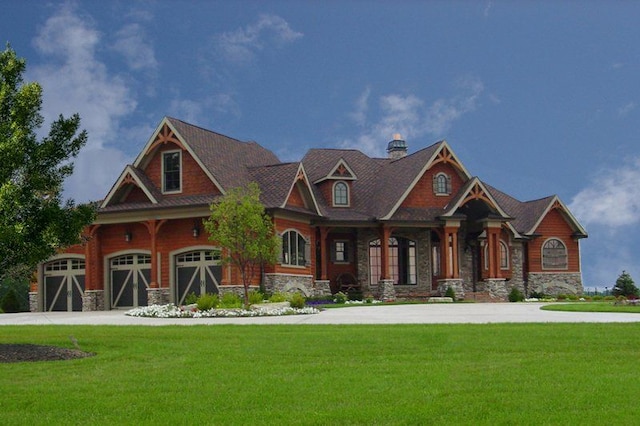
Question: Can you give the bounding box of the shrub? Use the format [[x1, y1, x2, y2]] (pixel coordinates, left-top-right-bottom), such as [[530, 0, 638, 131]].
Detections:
[[184, 292, 198, 305], [196, 293, 219, 311], [220, 292, 243, 308], [604, 295, 616, 301], [0, 289, 21, 313], [529, 291, 546, 299], [508, 287, 524, 302], [445, 286, 456, 301], [288, 292, 306, 309], [248, 290, 265, 305], [557, 294, 568, 301], [613, 271, 639, 298], [334, 292, 348, 304], [348, 290, 364, 301], [567, 294, 579, 301], [269, 292, 287, 303], [592, 295, 604, 301]]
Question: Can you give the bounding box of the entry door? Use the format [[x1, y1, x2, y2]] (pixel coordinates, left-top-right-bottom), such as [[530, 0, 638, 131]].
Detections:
[[43, 258, 85, 312], [175, 250, 221, 305], [110, 254, 151, 308]]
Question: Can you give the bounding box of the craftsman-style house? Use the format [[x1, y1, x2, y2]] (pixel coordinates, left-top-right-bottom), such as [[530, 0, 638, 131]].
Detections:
[[31, 117, 587, 311]]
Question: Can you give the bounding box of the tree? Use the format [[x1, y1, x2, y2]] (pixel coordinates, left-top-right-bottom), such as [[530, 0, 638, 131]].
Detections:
[[204, 182, 279, 307], [612, 271, 639, 298], [0, 45, 95, 282]]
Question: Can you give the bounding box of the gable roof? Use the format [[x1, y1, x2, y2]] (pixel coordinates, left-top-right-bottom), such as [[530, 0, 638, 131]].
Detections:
[[101, 165, 160, 208]]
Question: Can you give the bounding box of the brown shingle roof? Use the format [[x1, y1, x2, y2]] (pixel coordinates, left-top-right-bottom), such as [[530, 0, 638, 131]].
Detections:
[[484, 183, 554, 234]]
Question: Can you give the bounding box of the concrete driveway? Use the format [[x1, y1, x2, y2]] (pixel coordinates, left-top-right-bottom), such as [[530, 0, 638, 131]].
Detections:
[[2, 303, 640, 325]]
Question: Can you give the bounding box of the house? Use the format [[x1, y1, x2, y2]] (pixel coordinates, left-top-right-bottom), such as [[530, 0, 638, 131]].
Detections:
[[30, 117, 588, 312]]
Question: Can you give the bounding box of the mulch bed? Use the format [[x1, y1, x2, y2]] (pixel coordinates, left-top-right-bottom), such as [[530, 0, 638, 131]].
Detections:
[[0, 344, 95, 363]]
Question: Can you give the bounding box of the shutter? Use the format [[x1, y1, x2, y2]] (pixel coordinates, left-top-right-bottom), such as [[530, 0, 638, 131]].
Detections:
[[277, 232, 284, 264], [347, 241, 354, 263]]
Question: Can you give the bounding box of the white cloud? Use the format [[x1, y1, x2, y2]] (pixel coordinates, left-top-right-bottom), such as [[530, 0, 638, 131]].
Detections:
[[215, 14, 303, 64], [341, 76, 484, 156], [617, 101, 636, 117], [111, 23, 158, 71], [483, 1, 493, 18], [569, 157, 640, 228], [30, 2, 137, 202]]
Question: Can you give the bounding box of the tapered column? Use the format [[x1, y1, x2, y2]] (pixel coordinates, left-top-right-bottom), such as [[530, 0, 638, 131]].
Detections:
[[443, 223, 460, 279], [379, 225, 392, 280], [319, 226, 330, 280]]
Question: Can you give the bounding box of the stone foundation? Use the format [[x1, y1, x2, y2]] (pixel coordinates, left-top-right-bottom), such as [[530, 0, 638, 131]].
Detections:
[[479, 279, 508, 301], [147, 287, 170, 305], [263, 273, 314, 296], [29, 292, 38, 312], [312, 280, 332, 297], [527, 272, 583, 295], [82, 290, 105, 311]]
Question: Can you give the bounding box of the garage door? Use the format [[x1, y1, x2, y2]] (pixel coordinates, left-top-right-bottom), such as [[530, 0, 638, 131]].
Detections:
[[110, 254, 151, 308], [43, 258, 85, 312], [175, 250, 221, 305]]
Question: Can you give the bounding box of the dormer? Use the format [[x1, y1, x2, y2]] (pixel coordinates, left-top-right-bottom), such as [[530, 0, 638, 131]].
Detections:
[[313, 158, 357, 208]]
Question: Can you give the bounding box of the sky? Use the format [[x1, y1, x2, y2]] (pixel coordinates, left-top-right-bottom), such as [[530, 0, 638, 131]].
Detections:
[[2, 0, 639, 290]]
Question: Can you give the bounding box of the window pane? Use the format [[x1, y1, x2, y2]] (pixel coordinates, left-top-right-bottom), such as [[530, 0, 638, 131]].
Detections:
[[163, 152, 181, 192], [334, 182, 348, 205]]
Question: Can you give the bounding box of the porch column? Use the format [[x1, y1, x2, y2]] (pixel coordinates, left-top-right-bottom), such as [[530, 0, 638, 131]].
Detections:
[[319, 226, 330, 280], [142, 219, 167, 288], [483, 221, 502, 279], [443, 222, 461, 279], [82, 225, 104, 311], [379, 225, 392, 279]]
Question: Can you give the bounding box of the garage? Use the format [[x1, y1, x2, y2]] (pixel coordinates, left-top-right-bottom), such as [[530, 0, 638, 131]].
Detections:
[[110, 254, 151, 308], [175, 250, 221, 305], [43, 258, 85, 312]]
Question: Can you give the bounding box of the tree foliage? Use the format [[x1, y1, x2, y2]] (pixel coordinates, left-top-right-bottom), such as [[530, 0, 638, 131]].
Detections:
[[204, 182, 279, 306], [0, 45, 95, 280], [612, 271, 639, 298]]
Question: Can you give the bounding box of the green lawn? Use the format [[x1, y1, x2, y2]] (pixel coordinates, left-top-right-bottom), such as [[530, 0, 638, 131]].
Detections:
[[541, 302, 640, 313], [2, 324, 640, 425]]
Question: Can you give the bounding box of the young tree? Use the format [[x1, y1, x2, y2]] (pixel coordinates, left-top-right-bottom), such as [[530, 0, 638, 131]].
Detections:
[[204, 182, 279, 307], [612, 271, 639, 298], [0, 45, 95, 281]]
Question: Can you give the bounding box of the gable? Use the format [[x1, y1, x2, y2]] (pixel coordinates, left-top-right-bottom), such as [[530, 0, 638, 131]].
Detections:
[[286, 182, 307, 208], [400, 161, 466, 209]]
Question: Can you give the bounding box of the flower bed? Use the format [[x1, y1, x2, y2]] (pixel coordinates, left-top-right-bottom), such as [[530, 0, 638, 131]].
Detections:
[[126, 303, 320, 318]]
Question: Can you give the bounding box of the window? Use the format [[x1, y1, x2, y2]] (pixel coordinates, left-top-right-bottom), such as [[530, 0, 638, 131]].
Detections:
[[500, 241, 509, 270], [333, 241, 349, 263], [282, 230, 308, 267], [433, 173, 451, 195], [432, 245, 441, 277], [163, 151, 181, 193], [542, 238, 568, 269], [333, 181, 349, 206], [369, 237, 417, 285]]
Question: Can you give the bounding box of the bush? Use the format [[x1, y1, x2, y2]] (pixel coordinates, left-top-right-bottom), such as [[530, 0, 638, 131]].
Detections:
[[567, 294, 579, 301], [269, 292, 287, 303], [334, 292, 348, 304], [604, 295, 616, 301], [288, 292, 306, 309], [557, 294, 568, 301], [248, 290, 265, 305], [445, 286, 456, 301], [184, 292, 198, 305], [592, 295, 604, 301], [529, 291, 546, 299], [613, 271, 639, 298], [220, 292, 242, 308], [0, 289, 21, 313], [508, 287, 524, 302], [196, 293, 219, 310]]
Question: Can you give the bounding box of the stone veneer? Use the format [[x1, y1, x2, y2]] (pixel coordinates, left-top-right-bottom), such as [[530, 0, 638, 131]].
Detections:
[[82, 290, 105, 311], [263, 273, 314, 296], [527, 272, 583, 295], [147, 287, 170, 306], [29, 292, 38, 312]]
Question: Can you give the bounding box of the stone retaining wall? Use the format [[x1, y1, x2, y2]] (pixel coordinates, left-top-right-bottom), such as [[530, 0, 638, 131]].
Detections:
[[527, 272, 583, 295]]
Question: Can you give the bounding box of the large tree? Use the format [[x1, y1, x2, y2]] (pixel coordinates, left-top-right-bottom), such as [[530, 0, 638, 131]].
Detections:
[[204, 182, 279, 307], [612, 271, 639, 298], [0, 45, 94, 281]]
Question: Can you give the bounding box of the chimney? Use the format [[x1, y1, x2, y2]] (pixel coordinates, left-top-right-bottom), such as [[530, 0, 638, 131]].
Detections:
[[387, 133, 407, 159]]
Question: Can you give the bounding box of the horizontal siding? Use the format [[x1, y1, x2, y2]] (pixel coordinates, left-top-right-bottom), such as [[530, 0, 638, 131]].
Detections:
[[528, 208, 580, 272]]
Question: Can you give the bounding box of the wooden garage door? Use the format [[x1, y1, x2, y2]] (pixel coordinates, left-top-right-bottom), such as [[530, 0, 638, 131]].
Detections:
[[110, 254, 151, 308], [175, 250, 221, 305], [43, 258, 85, 312]]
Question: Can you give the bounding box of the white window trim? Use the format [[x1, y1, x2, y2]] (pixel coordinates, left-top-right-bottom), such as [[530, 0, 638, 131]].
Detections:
[[500, 240, 509, 270], [434, 172, 451, 196], [281, 229, 309, 268], [162, 150, 182, 194], [541, 237, 569, 270], [332, 181, 350, 207]]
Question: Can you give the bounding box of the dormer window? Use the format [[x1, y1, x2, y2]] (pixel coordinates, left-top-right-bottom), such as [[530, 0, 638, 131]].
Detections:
[[333, 181, 349, 206], [433, 173, 451, 196], [162, 151, 181, 193]]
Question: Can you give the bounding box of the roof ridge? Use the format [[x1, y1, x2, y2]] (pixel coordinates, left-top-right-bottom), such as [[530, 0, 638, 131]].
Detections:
[[166, 116, 249, 145]]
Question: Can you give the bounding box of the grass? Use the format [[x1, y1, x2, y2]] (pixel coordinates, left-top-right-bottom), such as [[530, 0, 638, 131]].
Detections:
[[2, 323, 640, 424], [542, 301, 640, 313]]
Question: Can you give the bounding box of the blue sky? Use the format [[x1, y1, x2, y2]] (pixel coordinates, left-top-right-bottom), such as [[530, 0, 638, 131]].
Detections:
[[2, 1, 639, 290]]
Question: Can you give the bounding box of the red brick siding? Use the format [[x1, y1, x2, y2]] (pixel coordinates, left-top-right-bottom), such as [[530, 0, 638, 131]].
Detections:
[[401, 163, 465, 209], [528, 209, 580, 272]]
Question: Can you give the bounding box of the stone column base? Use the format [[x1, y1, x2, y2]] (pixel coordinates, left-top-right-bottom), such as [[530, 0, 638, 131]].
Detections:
[[313, 280, 331, 297], [378, 279, 396, 302], [82, 290, 105, 311], [147, 287, 170, 306], [481, 278, 508, 301], [437, 279, 464, 299], [29, 292, 39, 312]]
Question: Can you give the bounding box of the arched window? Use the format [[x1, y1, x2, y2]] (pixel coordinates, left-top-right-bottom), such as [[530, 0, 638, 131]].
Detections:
[[369, 237, 417, 285], [282, 230, 308, 267], [333, 181, 349, 206], [542, 238, 567, 269], [433, 173, 451, 195], [500, 241, 509, 270]]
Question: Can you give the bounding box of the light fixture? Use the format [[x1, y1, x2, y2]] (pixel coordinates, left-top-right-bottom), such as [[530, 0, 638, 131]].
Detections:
[[192, 222, 200, 238], [125, 230, 132, 242]]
